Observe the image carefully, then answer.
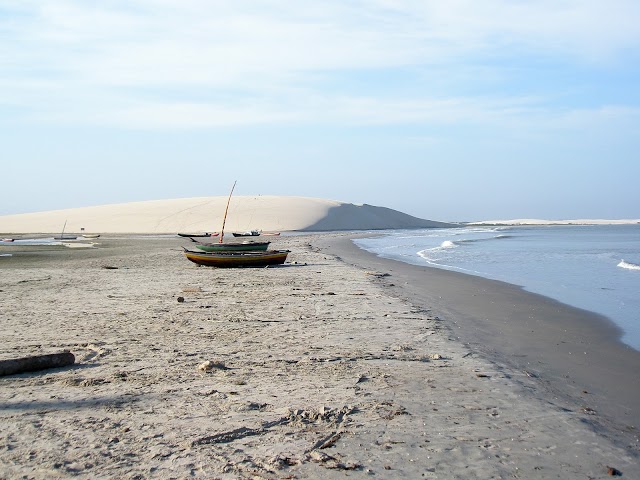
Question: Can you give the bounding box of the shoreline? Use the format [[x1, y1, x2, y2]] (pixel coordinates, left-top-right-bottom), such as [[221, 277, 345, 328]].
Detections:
[[314, 233, 640, 448]]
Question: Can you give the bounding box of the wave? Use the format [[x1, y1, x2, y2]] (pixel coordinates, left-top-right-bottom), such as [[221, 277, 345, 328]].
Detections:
[[435, 234, 514, 248], [618, 260, 640, 271], [459, 235, 513, 244], [417, 240, 457, 255]]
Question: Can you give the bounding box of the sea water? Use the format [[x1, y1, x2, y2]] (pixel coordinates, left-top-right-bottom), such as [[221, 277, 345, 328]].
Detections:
[[354, 225, 640, 350]]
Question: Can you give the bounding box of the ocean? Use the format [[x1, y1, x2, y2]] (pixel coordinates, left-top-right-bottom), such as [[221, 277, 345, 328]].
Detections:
[[354, 225, 640, 351]]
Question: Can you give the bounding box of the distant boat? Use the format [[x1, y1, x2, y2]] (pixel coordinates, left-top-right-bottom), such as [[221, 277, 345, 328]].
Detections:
[[81, 234, 101, 239], [53, 220, 77, 240], [177, 232, 219, 238], [232, 230, 280, 237], [183, 248, 290, 268], [2, 238, 14, 242], [189, 237, 270, 252], [232, 230, 261, 237]]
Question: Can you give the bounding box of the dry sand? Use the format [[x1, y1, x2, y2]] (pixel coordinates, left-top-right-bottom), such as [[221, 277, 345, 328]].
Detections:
[[1, 233, 638, 479]]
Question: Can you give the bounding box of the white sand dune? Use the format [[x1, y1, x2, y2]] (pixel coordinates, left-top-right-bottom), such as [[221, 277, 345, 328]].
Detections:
[[0, 196, 453, 234], [469, 218, 640, 225]]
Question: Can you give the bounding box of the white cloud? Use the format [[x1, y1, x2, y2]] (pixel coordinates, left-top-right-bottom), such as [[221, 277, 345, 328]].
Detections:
[[1, 0, 639, 129]]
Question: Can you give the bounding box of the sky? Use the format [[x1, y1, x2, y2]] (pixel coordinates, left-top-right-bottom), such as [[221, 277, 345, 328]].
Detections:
[[1, 0, 639, 222]]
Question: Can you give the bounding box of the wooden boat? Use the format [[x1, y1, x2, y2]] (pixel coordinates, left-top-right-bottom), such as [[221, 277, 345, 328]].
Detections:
[[183, 248, 290, 268], [182, 181, 288, 267], [189, 237, 270, 252], [53, 220, 77, 240], [232, 230, 261, 237], [177, 232, 218, 238]]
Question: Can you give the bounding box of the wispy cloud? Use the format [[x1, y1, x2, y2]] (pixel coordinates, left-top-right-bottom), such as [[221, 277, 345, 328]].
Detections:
[[1, 0, 639, 129]]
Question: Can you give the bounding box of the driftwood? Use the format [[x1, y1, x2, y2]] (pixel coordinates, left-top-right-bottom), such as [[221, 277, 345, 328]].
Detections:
[[0, 351, 75, 377]]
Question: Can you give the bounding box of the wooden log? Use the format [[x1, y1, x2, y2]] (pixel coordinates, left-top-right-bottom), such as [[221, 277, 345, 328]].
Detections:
[[0, 351, 75, 376]]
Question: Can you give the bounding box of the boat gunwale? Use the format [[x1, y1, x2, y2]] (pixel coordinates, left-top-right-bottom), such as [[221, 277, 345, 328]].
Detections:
[[182, 248, 290, 267], [183, 248, 290, 258]]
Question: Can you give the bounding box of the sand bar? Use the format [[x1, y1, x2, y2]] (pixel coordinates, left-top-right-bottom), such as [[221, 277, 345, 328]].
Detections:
[[0, 233, 638, 479]]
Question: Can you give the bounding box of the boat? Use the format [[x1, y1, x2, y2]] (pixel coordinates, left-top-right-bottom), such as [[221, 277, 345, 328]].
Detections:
[[183, 248, 290, 268], [81, 234, 101, 239], [182, 181, 288, 267], [177, 232, 219, 238], [2, 238, 15, 242], [232, 230, 280, 237], [232, 230, 261, 237], [188, 237, 270, 252], [53, 220, 77, 240]]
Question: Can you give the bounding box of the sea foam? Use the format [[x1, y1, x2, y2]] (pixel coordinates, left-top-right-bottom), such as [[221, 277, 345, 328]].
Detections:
[[618, 260, 640, 271]]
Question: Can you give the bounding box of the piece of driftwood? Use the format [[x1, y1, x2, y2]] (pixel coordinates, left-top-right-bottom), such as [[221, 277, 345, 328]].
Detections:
[[0, 351, 75, 376]]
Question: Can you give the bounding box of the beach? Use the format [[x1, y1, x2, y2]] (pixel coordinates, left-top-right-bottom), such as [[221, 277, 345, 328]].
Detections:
[[316, 236, 640, 441], [1, 233, 638, 479]]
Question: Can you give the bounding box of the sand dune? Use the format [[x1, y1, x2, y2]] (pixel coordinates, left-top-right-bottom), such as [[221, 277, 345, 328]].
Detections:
[[0, 196, 453, 234], [469, 218, 640, 225]]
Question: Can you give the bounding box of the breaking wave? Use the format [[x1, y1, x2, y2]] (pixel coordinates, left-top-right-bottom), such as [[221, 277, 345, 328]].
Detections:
[[618, 260, 640, 271], [434, 234, 513, 249]]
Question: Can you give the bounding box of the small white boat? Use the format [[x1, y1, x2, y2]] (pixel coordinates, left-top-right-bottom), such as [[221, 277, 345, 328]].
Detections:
[[232, 230, 261, 237]]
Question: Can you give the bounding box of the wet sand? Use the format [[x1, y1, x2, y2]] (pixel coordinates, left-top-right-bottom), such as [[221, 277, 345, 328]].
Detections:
[[315, 234, 640, 449], [0, 233, 638, 479]]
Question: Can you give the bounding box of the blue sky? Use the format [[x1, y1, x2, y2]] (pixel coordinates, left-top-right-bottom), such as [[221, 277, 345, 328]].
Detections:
[[1, 0, 639, 222]]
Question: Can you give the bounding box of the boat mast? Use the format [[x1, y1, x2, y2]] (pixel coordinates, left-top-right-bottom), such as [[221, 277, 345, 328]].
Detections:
[[219, 181, 237, 243], [60, 219, 67, 239]]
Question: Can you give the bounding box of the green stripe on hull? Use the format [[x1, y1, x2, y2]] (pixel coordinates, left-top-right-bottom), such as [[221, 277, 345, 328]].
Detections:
[[195, 242, 269, 252]]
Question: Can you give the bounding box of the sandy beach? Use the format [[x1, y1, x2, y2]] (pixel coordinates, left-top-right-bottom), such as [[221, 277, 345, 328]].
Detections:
[[1, 232, 638, 479]]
